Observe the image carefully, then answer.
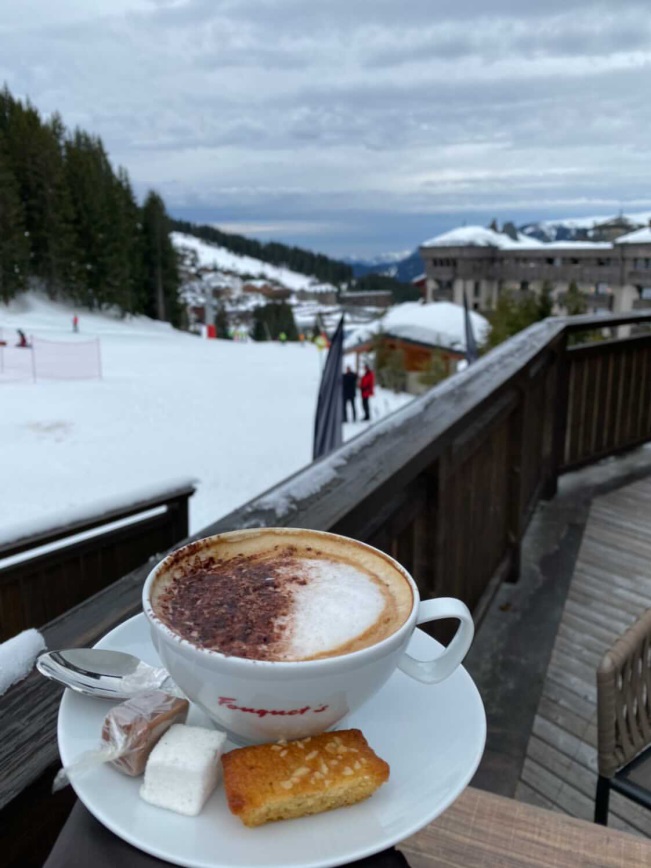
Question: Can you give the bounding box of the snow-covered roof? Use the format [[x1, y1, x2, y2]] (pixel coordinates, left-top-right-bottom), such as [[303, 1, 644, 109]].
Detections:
[[615, 227, 651, 245], [542, 241, 612, 250], [421, 225, 611, 251], [421, 225, 539, 250], [345, 301, 489, 353]]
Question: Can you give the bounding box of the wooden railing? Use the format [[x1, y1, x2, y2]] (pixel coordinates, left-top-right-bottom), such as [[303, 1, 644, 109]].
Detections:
[[2, 312, 651, 867], [562, 333, 651, 471], [0, 482, 195, 641]]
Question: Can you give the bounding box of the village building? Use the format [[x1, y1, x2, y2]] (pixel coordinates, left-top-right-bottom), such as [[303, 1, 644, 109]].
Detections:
[[345, 301, 489, 395], [241, 280, 291, 300], [294, 285, 338, 305], [339, 289, 393, 309], [419, 222, 651, 314]]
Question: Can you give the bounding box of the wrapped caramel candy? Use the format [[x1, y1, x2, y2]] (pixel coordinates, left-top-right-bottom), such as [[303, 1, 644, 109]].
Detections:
[[102, 690, 189, 776], [53, 690, 189, 791]]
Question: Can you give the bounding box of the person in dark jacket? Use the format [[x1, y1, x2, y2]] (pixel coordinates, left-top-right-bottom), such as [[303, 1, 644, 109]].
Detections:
[[342, 366, 358, 422], [360, 364, 375, 421]]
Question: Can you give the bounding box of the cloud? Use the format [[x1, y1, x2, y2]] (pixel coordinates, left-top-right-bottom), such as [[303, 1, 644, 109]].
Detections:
[[2, 1, 651, 255]]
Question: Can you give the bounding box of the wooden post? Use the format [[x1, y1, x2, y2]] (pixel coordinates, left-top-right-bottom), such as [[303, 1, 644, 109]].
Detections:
[[541, 332, 569, 500], [505, 389, 526, 583]]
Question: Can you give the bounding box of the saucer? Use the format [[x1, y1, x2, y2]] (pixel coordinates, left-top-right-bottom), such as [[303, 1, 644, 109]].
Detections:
[[57, 613, 486, 868]]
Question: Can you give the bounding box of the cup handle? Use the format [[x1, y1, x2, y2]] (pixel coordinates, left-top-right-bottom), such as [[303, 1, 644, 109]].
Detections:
[[397, 598, 474, 684]]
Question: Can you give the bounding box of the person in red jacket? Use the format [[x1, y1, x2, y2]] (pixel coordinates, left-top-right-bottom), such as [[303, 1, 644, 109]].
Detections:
[[360, 364, 375, 421]]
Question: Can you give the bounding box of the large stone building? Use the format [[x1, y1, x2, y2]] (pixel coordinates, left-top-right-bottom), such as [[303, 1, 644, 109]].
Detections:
[[419, 223, 651, 314]]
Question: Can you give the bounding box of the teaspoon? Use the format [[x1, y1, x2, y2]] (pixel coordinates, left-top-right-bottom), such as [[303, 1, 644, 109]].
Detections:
[[36, 648, 177, 700]]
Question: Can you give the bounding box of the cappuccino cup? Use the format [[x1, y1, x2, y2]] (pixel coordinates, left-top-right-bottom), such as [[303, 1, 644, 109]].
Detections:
[[142, 528, 474, 743]]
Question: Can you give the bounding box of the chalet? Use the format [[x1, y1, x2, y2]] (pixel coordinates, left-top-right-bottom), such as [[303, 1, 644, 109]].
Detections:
[[345, 301, 489, 394], [242, 281, 291, 300], [294, 285, 338, 305], [339, 290, 393, 309]]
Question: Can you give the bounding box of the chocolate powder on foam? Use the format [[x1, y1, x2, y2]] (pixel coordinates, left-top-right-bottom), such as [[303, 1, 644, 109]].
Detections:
[[156, 550, 305, 660]]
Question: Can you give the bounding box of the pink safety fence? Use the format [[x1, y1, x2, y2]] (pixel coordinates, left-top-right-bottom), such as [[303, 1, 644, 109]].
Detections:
[[0, 329, 102, 383]]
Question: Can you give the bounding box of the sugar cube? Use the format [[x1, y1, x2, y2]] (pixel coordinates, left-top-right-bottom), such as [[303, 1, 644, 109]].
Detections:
[[139, 724, 227, 816]]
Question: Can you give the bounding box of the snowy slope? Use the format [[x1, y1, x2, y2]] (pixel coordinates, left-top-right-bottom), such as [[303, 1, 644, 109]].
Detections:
[[172, 233, 336, 293], [0, 294, 411, 541]]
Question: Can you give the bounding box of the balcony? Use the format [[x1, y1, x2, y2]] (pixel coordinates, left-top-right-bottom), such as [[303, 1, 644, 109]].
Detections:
[[2, 311, 651, 865]]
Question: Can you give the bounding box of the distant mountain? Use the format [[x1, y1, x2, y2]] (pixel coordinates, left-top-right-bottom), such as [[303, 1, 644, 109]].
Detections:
[[346, 250, 424, 284], [519, 210, 651, 243]]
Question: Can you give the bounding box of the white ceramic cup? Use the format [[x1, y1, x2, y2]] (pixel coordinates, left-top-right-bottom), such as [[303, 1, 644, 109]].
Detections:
[[142, 528, 474, 744]]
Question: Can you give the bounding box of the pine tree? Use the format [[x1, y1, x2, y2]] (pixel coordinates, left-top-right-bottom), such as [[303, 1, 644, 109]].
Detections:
[[141, 191, 181, 325], [0, 146, 29, 302], [109, 168, 145, 316], [539, 280, 554, 318], [374, 334, 407, 392], [565, 281, 587, 316], [417, 351, 449, 389], [0, 93, 79, 297], [486, 290, 547, 349], [251, 302, 298, 341], [216, 303, 230, 338], [252, 314, 268, 342], [64, 130, 121, 308]]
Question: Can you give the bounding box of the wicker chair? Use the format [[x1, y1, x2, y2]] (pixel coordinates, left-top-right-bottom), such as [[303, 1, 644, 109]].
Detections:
[[595, 607, 651, 824]]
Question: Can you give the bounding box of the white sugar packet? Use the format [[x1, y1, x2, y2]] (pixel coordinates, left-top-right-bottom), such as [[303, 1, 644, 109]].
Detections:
[[0, 628, 47, 696]]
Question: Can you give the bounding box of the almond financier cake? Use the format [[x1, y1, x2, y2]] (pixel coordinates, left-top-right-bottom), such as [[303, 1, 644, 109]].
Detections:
[[221, 728, 389, 827]]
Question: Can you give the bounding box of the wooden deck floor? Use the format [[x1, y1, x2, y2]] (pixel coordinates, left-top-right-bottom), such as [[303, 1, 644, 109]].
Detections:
[[515, 475, 651, 837]]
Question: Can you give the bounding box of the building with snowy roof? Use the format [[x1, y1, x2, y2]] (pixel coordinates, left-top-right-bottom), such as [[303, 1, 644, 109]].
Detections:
[[345, 301, 489, 394], [419, 222, 651, 315]]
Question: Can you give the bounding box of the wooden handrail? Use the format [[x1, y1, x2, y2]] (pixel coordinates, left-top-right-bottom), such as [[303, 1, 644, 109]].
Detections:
[[0, 481, 197, 558], [0, 482, 196, 641], [1, 312, 651, 862]]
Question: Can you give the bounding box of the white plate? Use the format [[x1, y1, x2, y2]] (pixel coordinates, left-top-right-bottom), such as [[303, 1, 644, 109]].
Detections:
[[58, 613, 486, 868]]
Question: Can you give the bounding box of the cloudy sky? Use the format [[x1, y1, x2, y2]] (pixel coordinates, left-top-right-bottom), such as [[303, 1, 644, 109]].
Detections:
[[2, 0, 651, 257]]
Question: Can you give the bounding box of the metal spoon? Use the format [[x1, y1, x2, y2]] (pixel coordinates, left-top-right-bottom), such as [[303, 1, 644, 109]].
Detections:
[[36, 649, 178, 700]]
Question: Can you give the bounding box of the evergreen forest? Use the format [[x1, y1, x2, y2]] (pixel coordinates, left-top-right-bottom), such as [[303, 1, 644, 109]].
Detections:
[[0, 87, 181, 324]]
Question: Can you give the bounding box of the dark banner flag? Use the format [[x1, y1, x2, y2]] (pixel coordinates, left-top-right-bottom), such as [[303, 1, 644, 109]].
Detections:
[[463, 291, 479, 364], [313, 315, 344, 460]]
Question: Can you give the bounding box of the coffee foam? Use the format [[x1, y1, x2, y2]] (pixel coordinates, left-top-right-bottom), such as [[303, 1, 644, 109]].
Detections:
[[276, 558, 387, 661], [150, 529, 414, 662]]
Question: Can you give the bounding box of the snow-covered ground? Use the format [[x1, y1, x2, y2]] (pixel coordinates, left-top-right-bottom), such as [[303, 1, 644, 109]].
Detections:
[[0, 294, 412, 542]]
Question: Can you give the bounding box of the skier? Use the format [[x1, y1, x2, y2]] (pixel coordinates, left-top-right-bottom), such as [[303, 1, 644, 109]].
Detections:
[[72, 314, 79, 333], [16, 329, 28, 348], [360, 364, 375, 422]]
